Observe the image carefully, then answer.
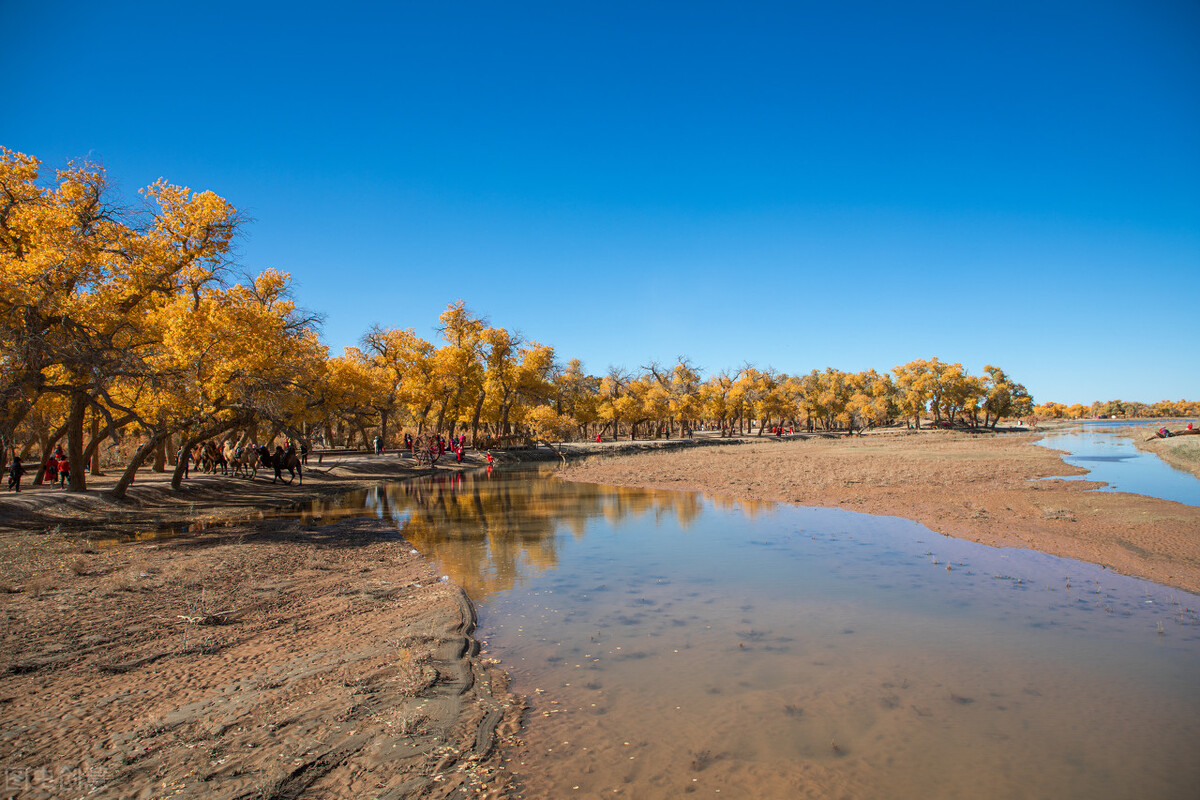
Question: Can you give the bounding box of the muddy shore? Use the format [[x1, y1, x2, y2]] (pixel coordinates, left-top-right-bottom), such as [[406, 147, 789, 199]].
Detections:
[[1127, 427, 1200, 480]]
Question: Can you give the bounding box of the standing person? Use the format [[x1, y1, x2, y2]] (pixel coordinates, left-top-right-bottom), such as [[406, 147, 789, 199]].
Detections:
[[7, 456, 24, 492], [43, 454, 58, 485], [272, 445, 286, 483], [56, 450, 70, 488], [300, 440, 309, 465], [456, 445, 464, 464]]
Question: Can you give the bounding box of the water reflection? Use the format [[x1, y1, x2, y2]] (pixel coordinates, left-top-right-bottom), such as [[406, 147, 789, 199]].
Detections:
[[291, 468, 714, 600], [276, 469, 1199, 798]]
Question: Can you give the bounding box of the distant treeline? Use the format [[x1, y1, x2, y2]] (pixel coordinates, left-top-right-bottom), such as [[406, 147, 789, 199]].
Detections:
[[1034, 399, 1200, 419]]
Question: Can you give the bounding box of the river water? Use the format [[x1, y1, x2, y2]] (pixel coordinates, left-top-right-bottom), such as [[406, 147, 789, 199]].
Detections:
[[298, 469, 1200, 799], [1036, 429, 1200, 506]]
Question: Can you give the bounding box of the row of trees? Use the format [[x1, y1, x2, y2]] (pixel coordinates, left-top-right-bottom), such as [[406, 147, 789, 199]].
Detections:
[[1034, 399, 1200, 420], [2, 149, 1034, 496], [332, 323, 1033, 444]]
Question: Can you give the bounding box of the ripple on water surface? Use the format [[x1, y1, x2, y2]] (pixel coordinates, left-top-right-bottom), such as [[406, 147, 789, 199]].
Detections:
[[301, 469, 1200, 799]]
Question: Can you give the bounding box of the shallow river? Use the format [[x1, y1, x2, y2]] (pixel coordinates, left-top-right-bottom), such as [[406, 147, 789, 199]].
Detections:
[[1036, 429, 1200, 506], [299, 469, 1200, 799]]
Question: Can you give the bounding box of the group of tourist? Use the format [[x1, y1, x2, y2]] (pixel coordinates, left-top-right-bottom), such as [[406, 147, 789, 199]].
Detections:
[[5, 446, 70, 493], [1158, 423, 1196, 438], [394, 432, 473, 464]]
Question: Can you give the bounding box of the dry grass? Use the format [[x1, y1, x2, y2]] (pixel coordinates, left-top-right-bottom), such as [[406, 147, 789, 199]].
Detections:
[[107, 571, 142, 594], [1123, 426, 1200, 479], [1156, 438, 1200, 478]]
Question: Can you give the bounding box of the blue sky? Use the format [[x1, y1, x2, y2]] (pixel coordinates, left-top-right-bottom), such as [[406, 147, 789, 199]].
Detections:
[[5, 1, 1198, 404]]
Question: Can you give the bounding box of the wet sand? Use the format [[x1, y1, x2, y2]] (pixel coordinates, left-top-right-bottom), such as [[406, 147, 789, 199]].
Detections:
[[561, 430, 1200, 595]]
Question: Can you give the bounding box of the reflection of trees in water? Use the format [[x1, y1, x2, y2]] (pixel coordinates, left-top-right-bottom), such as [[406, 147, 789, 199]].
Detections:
[[297, 470, 726, 602], [598, 486, 706, 532], [397, 473, 604, 600], [707, 493, 778, 519]]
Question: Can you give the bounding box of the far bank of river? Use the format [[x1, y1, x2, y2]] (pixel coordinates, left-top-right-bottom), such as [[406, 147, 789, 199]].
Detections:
[[561, 429, 1200, 595]]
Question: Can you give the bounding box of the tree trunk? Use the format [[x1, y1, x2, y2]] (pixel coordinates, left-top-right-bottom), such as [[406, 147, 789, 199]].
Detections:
[[66, 391, 89, 492], [112, 429, 173, 499], [90, 413, 102, 475], [170, 441, 192, 490], [434, 400, 447, 436], [445, 387, 464, 438], [471, 390, 485, 444], [153, 439, 166, 472], [32, 433, 51, 486]]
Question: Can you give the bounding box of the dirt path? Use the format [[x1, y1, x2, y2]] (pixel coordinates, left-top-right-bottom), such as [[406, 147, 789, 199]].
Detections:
[[561, 430, 1200, 595], [0, 452, 451, 532]]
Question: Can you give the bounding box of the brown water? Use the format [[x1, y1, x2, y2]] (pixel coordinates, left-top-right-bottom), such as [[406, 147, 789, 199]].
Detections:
[[297, 469, 1200, 799]]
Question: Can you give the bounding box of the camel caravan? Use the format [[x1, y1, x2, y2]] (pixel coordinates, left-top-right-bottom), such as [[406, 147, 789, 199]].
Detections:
[[189, 439, 304, 485]]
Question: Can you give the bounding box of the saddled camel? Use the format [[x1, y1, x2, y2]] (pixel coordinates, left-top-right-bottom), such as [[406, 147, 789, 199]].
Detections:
[[258, 445, 302, 485], [197, 441, 228, 475], [229, 445, 258, 478]]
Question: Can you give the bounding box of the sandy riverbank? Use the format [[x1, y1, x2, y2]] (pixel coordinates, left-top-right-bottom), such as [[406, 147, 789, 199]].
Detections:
[[0, 453, 529, 799], [560, 429, 1200, 595]]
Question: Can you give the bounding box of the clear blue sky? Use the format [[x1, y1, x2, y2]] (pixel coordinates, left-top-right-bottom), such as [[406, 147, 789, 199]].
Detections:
[[5, 1, 1198, 405]]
